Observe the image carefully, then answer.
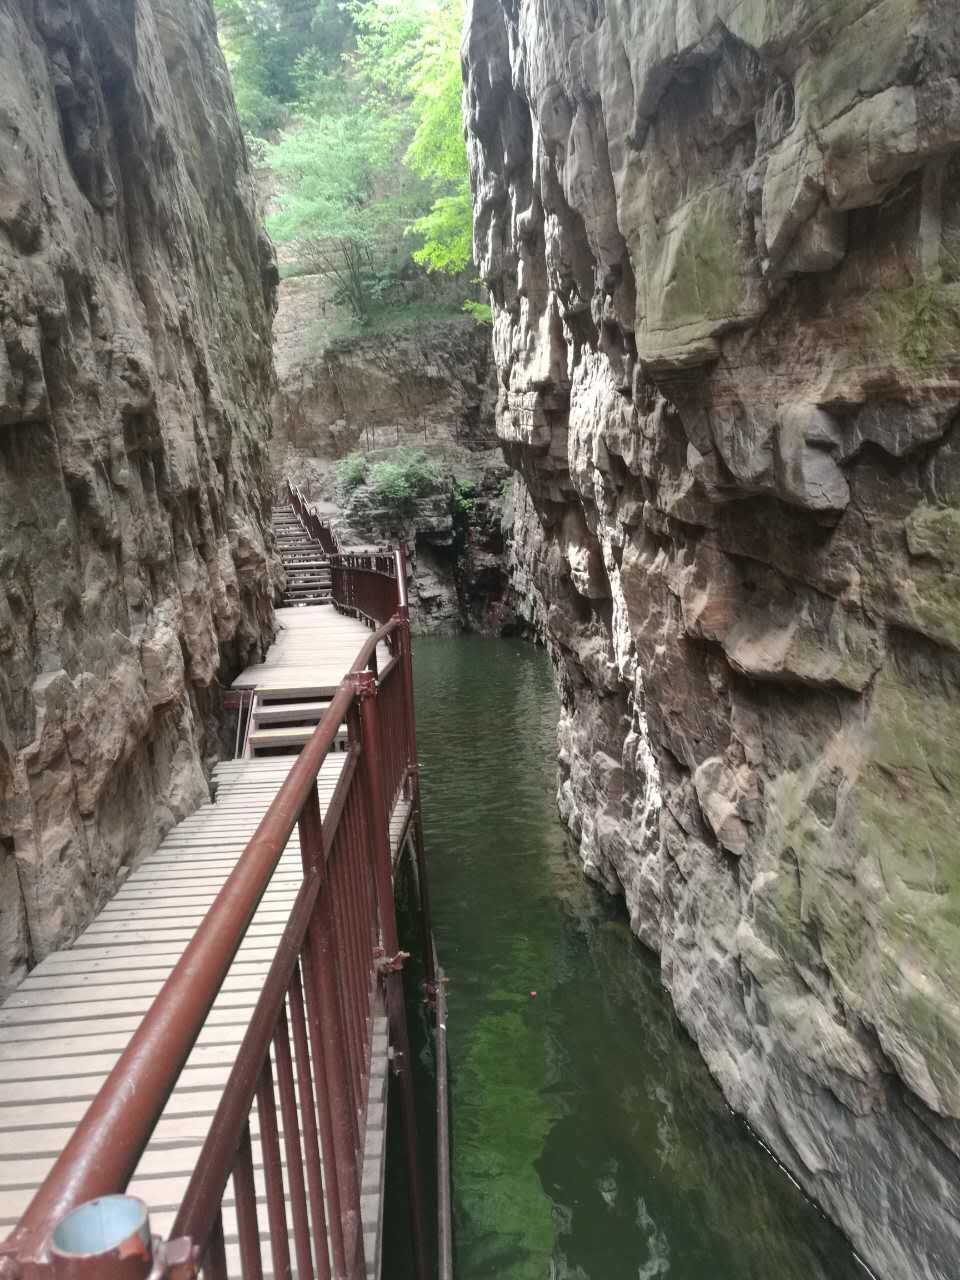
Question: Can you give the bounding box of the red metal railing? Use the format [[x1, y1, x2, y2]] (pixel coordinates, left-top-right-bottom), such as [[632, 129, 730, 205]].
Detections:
[[0, 566, 438, 1280], [285, 478, 411, 631], [286, 481, 340, 557], [330, 554, 403, 631]]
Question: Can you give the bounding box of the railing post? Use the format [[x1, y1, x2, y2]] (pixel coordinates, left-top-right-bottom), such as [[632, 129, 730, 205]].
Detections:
[[298, 788, 365, 1280], [353, 672, 430, 1280], [394, 615, 437, 992]]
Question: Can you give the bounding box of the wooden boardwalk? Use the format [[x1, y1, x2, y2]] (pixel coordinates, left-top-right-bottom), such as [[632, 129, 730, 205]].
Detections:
[[0, 598, 404, 1280], [234, 607, 379, 699]]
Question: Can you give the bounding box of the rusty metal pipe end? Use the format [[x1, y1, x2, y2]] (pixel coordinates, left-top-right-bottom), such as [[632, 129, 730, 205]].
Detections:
[[49, 1198, 154, 1280]]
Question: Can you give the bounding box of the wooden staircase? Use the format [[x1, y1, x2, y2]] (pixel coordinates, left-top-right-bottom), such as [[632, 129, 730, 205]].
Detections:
[[243, 691, 349, 758], [242, 503, 348, 759], [274, 502, 332, 605]]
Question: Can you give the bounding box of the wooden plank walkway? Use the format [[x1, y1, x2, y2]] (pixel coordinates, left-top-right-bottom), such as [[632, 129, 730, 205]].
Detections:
[[234, 607, 378, 698], [0, 600, 406, 1280]]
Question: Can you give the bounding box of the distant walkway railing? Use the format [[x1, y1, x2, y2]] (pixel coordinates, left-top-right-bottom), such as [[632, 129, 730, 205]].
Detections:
[[287, 481, 340, 557], [0, 535, 449, 1280], [284, 479, 411, 633]]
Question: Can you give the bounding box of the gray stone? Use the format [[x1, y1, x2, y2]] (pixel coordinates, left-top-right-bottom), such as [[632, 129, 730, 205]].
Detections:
[[465, 0, 960, 1274], [0, 0, 275, 997]]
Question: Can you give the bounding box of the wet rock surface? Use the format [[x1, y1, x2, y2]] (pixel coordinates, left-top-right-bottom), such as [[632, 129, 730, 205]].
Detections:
[[0, 0, 275, 996], [464, 0, 960, 1275]]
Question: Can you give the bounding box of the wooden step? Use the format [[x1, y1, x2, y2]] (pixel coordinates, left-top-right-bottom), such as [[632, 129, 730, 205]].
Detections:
[[248, 724, 347, 751], [252, 700, 331, 725]]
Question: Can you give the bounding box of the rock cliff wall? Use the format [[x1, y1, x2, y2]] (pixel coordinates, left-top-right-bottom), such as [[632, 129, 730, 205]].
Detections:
[[0, 0, 277, 996], [273, 281, 497, 460], [274, 288, 511, 632], [464, 2, 960, 1276]]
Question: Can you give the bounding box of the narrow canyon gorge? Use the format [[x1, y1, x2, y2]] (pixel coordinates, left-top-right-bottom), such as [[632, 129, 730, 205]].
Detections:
[[0, 0, 958, 1276], [463, 1, 960, 1277], [272, 293, 513, 633]]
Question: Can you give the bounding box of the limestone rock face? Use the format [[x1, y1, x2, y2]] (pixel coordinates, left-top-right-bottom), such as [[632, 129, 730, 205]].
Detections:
[[272, 283, 498, 460], [464, 1, 960, 1274], [0, 0, 276, 996]]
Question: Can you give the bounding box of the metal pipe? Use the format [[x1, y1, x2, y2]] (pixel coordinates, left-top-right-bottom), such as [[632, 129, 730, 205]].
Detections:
[[355, 673, 430, 1280], [273, 1009, 314, 1280], [202, 1209, 228, 1280], [288, 966, 331, 1280], [232, 1126, 263, 1280], [435, 962, 453, 1280], [49, 1197, 153, 1280], [4, 683, 354, 1264], [298, 793, 347, 1280], [169, 868, 322, 1249], [256, 1057, 292, 1280]]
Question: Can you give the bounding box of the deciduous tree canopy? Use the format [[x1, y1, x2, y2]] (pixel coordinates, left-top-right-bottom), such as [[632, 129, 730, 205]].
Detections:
[[213, 0, 478, 325]]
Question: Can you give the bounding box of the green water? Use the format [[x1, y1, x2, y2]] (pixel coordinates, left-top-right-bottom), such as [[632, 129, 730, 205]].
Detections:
[[411, 635, 864, 1280]]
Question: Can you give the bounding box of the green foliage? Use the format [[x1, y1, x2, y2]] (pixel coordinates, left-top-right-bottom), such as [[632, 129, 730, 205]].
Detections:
[[265, 112, 429, 320], [349, 0, 430, 98], [351, 0, 473, 278], [368, 449, 442, 512], [214, 0, 352, 135], [336, 453, 369, 496], [897, 285, 958, 369], [462, 299, 493, 325], [219, 0, 475, 321], [409, 189, 473, 274], [454, 479, 478, 515], [871, 281, 960, 370]]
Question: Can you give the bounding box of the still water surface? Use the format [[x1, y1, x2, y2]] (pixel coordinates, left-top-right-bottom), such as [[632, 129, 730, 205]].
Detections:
[[411, 635, 863, 1280]]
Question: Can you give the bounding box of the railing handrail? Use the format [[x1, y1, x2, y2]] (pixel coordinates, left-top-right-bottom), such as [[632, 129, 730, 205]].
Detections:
[[286, 479, 341, 556], [1, 491, 432, 1280], [1, 680, 358, 1265]]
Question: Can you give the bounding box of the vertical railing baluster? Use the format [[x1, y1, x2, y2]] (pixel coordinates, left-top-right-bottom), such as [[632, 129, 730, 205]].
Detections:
[[343, 793, 370, 1057], [289, 963, 331, 1280], [274, 1005, 315, 1280], [339, 802, 368, 1094], [298, 784, 365, 1280], [256, 1057, 292, 1280], [396, 607, 437, 988], [298, 792, 348, 1280], [329, 852, 361, 1143], [233, 1123, 264, 1280], [203, 1207, 228, 1280], [354, 670, 429, 1280]]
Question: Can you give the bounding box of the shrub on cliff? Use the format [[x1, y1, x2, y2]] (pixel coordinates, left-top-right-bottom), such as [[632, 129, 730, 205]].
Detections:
[[368, 450, 441, 513], [337, 453, 369, 497]]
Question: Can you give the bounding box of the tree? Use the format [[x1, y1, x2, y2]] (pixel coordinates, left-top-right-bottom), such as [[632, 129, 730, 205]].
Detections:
[[352, 0, 473, 275], [265, 112, 429, 321], [214, 0, 353, 135], [219, 0, 477, 324]]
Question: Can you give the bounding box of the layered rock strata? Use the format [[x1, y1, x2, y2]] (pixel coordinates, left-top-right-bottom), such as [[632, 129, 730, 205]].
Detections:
[[0, 0, 276, 996], [464, 1, 960, 1276], [272, 288, 498, 461]]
